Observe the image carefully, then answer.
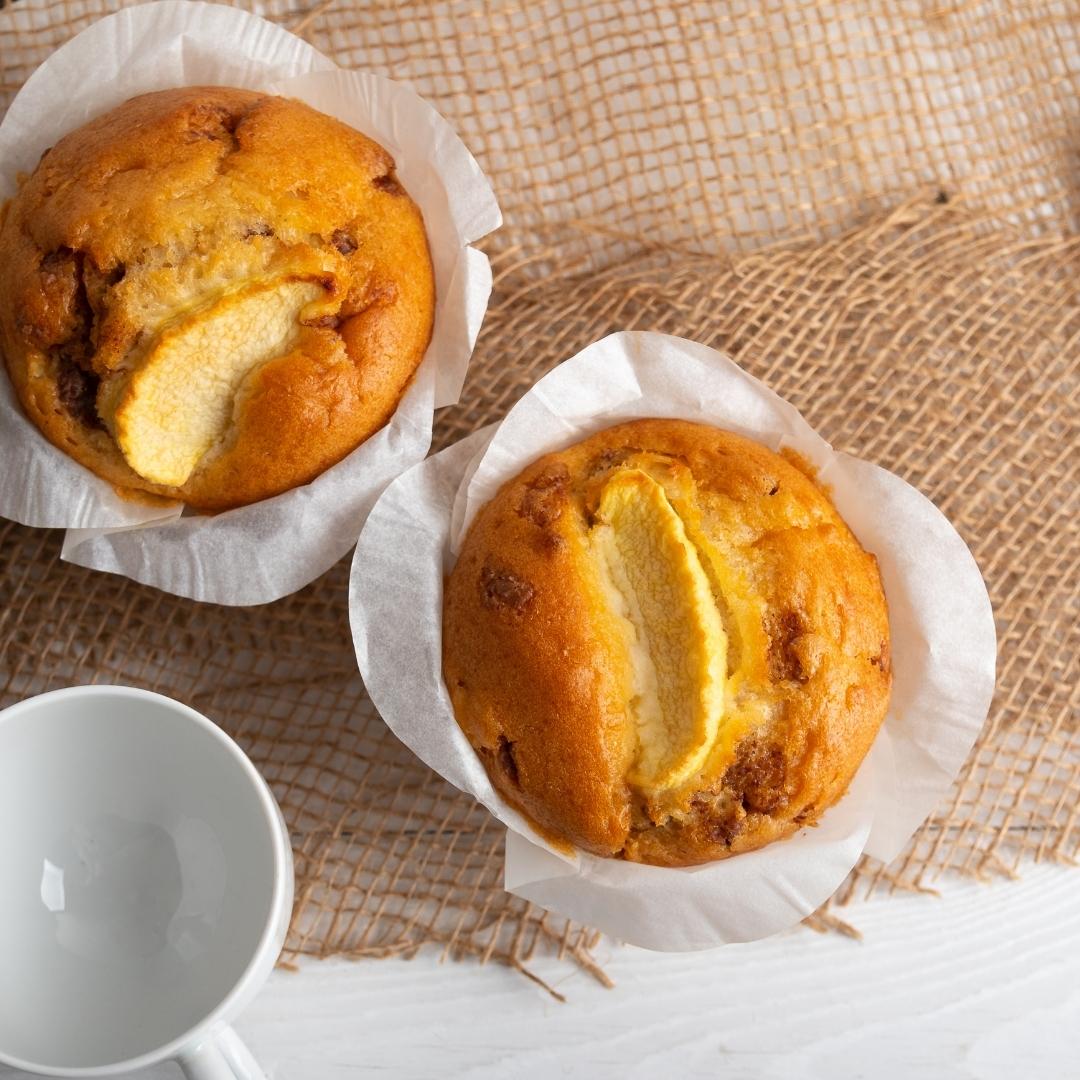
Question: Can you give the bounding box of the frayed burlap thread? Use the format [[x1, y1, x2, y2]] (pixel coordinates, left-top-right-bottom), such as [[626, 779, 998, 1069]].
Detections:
[[1, 0, 1077, 980]]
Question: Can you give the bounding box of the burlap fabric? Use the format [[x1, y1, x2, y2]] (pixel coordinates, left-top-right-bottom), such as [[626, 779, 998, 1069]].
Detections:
[[1, 0, 1076, 985]]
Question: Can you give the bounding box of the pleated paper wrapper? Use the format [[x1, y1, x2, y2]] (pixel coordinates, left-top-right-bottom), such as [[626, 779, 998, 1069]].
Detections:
[[351, 332, 996, 949], [0, 1, 500, 604]]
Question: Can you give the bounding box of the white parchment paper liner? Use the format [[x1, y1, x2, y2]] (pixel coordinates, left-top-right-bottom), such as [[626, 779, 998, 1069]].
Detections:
[[0, 1, 500, 604], [351, 331, 996, 950]]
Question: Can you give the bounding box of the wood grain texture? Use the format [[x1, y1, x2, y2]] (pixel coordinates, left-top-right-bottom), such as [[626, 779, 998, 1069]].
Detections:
[[2, 868, 1077, 1079]]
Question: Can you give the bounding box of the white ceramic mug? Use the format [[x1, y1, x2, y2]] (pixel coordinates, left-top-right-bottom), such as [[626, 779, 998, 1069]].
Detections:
[[0, 686, 294, 1078]]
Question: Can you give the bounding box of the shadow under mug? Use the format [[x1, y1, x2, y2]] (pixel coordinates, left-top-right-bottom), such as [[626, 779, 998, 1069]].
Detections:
[[0, 686, 294, 1079]]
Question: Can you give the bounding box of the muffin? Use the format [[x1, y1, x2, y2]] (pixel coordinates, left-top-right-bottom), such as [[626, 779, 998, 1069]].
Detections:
[[0, 86, 435, 511], [443, 419, 892, 867]]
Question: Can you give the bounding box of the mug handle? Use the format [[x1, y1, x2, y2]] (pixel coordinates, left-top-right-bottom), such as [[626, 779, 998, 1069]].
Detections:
[[177, 1026, 266, 1080]]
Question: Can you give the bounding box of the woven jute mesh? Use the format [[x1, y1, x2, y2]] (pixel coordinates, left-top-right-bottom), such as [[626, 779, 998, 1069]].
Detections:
[[1, 0, 1077, 983]]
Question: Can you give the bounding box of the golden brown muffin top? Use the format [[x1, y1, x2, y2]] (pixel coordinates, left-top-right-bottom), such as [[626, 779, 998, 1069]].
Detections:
[[0, 86, 435, 510], [443, 419, 892, 866]]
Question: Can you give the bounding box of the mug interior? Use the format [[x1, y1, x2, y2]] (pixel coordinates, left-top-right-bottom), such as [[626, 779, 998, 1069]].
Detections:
[[0, 687, 280, 1070]]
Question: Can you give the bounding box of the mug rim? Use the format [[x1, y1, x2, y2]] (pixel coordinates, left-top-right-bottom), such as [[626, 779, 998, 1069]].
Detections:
[[0, 684, 293, 1076]]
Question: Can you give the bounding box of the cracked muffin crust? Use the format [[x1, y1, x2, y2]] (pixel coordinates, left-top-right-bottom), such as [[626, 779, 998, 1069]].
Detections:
[[0, 86, 435, 510], [442, 419, 892, 867]]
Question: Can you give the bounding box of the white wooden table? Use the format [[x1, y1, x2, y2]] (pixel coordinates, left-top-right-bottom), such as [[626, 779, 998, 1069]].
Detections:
[[3, 865, 1077, 1079]]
